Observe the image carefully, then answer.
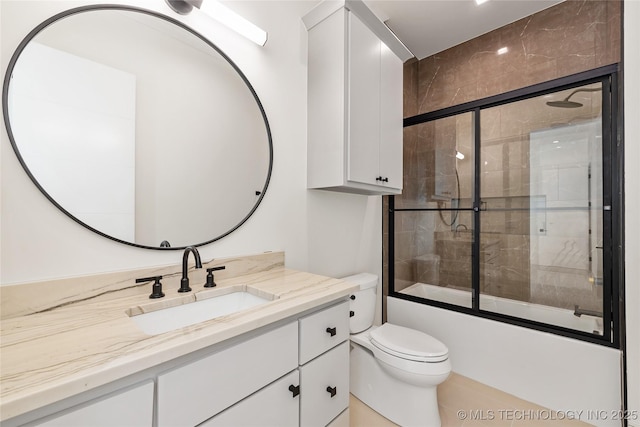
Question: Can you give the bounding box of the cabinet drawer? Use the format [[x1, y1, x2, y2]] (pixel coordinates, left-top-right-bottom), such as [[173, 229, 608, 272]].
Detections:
[[32, 381, 153, 427], [157, 321, 298, 427], [299, 301, 349, 364], [300, 341, 349, 427], [202, 370, 299, 427]]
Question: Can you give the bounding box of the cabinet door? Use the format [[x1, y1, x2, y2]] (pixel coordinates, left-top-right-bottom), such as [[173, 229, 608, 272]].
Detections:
[[32, 381, 153, 427], [300, 341, 349, 427], [202, 370, 299, 427], [347, 11, 381, 187], [379, 42, 403, 190], [157, 322, 298, 427]]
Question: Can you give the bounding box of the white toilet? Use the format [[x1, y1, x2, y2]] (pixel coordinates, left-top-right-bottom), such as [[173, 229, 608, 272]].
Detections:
[[344, 273, 451, 427]]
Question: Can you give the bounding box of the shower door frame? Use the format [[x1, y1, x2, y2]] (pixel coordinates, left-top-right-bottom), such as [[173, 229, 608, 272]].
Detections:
[[388, 64, 623, 349]]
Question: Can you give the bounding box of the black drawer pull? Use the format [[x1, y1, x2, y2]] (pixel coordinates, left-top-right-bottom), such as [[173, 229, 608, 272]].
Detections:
[[289, 384, 300, 397], [326, 327, 337, 337], [326, 386, 337, 398], [350, 310, 355, 317]]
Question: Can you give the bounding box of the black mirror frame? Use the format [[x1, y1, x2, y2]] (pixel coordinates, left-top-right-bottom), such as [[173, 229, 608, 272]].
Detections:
[[2, 4, 273, 250]]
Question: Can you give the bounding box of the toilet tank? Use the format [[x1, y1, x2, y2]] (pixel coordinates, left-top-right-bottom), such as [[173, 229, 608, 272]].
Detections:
[[341, 273, 377, 334]]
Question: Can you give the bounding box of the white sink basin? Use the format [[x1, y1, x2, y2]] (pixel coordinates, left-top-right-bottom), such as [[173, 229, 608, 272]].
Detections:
[[128, 286, 275, 335]]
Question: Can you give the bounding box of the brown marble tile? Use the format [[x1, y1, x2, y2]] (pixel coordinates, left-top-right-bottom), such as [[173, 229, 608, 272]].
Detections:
[[413, 0, 620, 116], [403, 59, 419, 118]]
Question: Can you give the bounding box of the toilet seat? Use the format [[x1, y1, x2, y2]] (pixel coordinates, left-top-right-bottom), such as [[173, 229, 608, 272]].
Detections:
[[370, 323, 448, 363]]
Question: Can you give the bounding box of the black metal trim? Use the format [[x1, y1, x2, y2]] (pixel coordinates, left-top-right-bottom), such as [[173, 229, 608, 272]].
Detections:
[[1, 4, 273, 251], [611, 69, 624, 352], [394, 208, 475, 212], [602, 75, 614, 343], [472, 107, 481, 311], [615, 11, 627, 414], [390, 67, 622, 348], [388, 196, 396, 298]]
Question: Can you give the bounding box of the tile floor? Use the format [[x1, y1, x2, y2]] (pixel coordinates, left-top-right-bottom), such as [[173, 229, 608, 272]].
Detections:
[[349, 372, 591, 427]]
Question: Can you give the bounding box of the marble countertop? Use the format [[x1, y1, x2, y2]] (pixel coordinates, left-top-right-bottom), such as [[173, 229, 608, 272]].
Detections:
[[0, 262, 357, 422]]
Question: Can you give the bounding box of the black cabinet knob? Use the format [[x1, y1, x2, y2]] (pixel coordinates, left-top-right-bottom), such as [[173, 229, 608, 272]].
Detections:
[[326, 386, 337, 398], [288, 384, 300, 398], [326, 327, 337, 337], [350, 310, 355, 317], [382, 177, 389, 182], [350, 295, 356, 300]]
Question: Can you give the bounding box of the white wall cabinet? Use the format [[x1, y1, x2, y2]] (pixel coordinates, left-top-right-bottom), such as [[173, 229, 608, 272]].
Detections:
[[30, 381, 153, 427], [305, 3, 406, 195]]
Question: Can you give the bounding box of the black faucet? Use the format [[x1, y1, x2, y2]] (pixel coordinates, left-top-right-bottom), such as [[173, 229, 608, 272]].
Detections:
[[179, 246, 202, 293]]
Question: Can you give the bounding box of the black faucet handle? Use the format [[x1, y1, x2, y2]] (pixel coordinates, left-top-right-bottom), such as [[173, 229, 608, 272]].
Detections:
[[204, 266, 226, 288], [135, 275, 165, 299]]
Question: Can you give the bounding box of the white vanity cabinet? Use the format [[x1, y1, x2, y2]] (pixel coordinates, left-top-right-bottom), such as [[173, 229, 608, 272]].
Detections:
[[14, 300, 350, 427], [300, 342, 350, 427], [299, 301, 350, 426], [202, 370, 300, 427], [29, 381, 153, 427], [156, 321, 299, 427], [305, 2, 408, 195], [156, 301, 350, 427]]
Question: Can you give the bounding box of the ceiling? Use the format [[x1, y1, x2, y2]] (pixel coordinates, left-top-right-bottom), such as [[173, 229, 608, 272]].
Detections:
[[362, 0, 564, 60]]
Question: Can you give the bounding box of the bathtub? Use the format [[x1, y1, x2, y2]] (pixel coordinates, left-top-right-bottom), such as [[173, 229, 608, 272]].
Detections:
[[387, 290, 622, 427], [400, 282, 603, 335]]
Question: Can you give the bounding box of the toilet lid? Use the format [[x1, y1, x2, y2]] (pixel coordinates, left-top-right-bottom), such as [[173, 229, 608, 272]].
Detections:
[[370, 323, 449, 362]]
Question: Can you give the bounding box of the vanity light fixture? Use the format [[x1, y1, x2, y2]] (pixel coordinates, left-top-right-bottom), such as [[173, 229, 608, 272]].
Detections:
[[165, 0, 267, 46]]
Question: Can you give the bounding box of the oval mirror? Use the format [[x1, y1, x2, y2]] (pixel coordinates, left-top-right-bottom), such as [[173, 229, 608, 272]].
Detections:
[[2, 5, 272, 250]]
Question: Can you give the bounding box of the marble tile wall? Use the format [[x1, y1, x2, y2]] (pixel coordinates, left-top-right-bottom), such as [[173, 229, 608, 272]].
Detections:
[[383, 0, 621, 315], [414, 0, 621, 115]]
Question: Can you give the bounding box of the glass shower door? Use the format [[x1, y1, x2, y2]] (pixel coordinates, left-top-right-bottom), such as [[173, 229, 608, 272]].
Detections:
[[478, 83, 605, 335]]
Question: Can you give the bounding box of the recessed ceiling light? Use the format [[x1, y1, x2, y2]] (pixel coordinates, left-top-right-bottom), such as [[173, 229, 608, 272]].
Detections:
[[475, 0, 490, 5], [497, 47, 508, 55]]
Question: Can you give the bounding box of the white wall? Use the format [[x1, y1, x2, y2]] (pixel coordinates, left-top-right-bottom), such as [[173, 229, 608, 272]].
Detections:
[[624, 0, 640, 423], [0, 0, 382, 292]]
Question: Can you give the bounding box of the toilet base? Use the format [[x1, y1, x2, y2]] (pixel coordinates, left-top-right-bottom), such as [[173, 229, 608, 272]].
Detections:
[[350, 342, 444, 427]]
